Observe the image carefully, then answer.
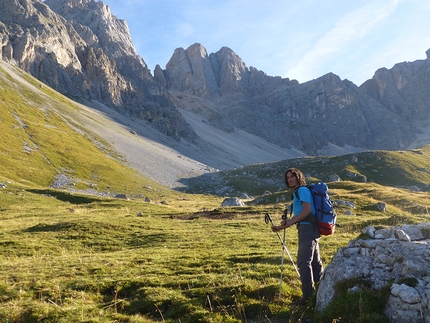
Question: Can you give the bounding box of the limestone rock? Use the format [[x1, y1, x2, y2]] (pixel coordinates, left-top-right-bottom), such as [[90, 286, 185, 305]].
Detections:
[[328, 174, 342, 182], [376, 202, 387, 212], [221, 197, 244, 207], [385, 283, 428, 323], [315, 223, 430, 323]]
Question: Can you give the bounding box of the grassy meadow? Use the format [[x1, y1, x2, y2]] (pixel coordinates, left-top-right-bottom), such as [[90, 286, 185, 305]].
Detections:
[[1, 63, 430, 322], [0, 181, 429, 323]]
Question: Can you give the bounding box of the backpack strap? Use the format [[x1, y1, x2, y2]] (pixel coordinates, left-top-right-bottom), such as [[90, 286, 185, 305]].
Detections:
[[293, 186, 317, 225]]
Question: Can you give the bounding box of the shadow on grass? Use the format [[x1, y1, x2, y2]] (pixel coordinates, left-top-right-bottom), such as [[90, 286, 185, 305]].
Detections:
[[25, 222, 83, 233], [28, 189, 102, 204], [227, 254, 278, 265]]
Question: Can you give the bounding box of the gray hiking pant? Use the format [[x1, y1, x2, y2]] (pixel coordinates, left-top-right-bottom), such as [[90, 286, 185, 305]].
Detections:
[[297, 224, 323, 299]]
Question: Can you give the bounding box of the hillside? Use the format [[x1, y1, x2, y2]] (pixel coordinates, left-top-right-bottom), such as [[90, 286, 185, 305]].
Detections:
[[0, 60, 175, 194], [180, 147, 430, 198], [0, 60, 304, 191]]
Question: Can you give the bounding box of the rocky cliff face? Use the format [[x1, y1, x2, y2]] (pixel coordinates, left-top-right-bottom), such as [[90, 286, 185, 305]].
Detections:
[[157, 43, 420, 154], [0, 0, 196, 142], [360, 50, 430, 123]]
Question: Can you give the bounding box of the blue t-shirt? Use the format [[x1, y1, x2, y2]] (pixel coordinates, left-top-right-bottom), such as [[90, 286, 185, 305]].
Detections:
[[293, 186, 316, 224]]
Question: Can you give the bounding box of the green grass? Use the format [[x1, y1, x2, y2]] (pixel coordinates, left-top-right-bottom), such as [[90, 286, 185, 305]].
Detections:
[[314, 278, 391, 323], [0, 64, 170, 199], [0, 180, 428, 322], [182, 146, 430, 197]]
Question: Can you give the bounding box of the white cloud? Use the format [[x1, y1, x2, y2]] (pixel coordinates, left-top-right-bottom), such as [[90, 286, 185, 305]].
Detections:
[[286, 0, 401, 82]]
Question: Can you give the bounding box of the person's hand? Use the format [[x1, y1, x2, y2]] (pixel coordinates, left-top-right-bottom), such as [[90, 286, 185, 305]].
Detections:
[[271, 225, 281, 232]]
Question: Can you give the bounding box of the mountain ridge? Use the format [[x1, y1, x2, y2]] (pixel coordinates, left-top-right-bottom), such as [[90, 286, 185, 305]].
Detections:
[[157, 43, 421, 154]]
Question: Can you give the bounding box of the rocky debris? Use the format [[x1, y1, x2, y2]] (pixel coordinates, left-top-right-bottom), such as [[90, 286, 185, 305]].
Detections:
[[114, 193, 129, 200], [50, 174, 120, 198], [239, 193, 251, 199], [249, 196, 270, 206], [316, 223, 430, 323], [342, 170, 367, 182], [0, 183, 6, 188], [362, 202, 388, 212], [50, 174, 74, 189], [332, 199, 356, 216], [333, 200, 356, 209], [221, 197, 244, 207], [328, 174, 342, 182]]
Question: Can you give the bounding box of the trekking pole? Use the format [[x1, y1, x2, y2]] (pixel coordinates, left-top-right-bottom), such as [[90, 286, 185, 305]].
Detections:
[[264, 213, 300, 279], [279, 213, 287, 299]]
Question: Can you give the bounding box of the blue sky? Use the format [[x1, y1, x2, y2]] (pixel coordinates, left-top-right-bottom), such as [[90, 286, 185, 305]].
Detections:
[[101, 0, 430, 86]]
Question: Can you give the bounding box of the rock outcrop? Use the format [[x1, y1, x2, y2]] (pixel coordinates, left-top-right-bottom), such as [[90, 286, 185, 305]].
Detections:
[[220, 197, 245, 207], [316, 223, 430, 323]]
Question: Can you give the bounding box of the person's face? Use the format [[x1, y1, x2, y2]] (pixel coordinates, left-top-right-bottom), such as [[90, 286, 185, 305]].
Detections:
[[286, 171, 299, 189]]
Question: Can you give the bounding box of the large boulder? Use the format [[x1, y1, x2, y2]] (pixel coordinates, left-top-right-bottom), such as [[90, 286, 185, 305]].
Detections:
[[221, 197, 244, 207], [316, 223, 430, 323]]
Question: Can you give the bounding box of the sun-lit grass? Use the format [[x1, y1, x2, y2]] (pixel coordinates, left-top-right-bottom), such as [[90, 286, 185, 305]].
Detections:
[[0, 179, 428, 322], [183, 146, 430, 199], [0, 64, 183, 205]]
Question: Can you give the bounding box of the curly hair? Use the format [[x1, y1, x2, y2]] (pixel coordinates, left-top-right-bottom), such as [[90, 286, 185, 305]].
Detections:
[[284, 168, 307, 188]]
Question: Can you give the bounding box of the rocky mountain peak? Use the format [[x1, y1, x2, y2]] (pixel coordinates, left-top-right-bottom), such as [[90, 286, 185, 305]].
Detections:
[[159, 41, 429, 154], [185, 42, 208, 59], [163, 43, 218, 97], [160, 43, 290, 99], [44, 0, 139, 62], [212, 46, 247, 77]]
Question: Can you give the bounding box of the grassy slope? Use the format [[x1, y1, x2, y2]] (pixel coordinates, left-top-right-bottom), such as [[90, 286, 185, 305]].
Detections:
[[0, 64, 173, 199], [0, 64, 429, 322], [182, 147, 430, 198]]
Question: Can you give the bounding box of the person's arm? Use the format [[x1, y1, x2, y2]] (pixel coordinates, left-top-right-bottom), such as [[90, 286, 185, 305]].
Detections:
[[272, 202, 311, 232]]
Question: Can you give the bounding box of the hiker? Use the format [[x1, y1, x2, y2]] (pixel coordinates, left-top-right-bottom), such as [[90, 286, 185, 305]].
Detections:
[[272, 168, 323, 305]]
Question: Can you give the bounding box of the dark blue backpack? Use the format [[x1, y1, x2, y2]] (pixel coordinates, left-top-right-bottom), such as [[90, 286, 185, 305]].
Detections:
[[295, 182, 337, 236]]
